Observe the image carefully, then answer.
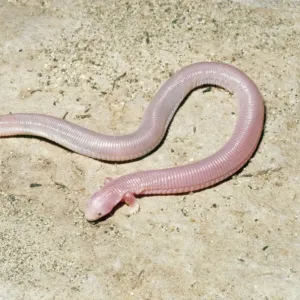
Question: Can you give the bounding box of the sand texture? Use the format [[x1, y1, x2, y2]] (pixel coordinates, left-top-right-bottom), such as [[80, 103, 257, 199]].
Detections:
[[0, 0, 299, 299]]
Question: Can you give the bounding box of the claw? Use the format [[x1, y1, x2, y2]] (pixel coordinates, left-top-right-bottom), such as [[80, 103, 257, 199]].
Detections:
[[123, 192, 140, 216], [104, 177, 113, 185]]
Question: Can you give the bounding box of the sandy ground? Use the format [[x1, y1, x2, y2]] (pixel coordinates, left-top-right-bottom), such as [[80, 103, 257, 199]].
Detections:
[[0, 0, 299, 299]]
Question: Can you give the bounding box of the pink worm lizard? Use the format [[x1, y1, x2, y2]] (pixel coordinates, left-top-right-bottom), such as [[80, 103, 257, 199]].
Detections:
[[0, 62, 264, 221]]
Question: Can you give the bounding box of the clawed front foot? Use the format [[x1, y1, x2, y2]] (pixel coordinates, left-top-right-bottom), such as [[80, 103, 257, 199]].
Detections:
[[104, 178, 140, 216], [104, 177, 113, 185], [122, 192, 140, 216]]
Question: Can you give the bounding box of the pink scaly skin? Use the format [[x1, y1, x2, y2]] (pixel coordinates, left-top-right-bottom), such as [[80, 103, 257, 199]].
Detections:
[[0, 62, 264, 221]]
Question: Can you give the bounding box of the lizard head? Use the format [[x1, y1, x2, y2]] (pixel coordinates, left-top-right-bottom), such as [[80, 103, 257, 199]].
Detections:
[[85, 187, 122, 221]]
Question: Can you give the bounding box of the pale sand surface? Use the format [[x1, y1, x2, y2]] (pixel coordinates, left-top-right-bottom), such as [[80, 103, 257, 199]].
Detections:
[[0, 1, 299, 299]]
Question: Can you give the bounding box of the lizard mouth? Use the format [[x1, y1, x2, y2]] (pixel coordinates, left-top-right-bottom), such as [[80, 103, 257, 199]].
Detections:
[[85, 208, 101, 221]]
